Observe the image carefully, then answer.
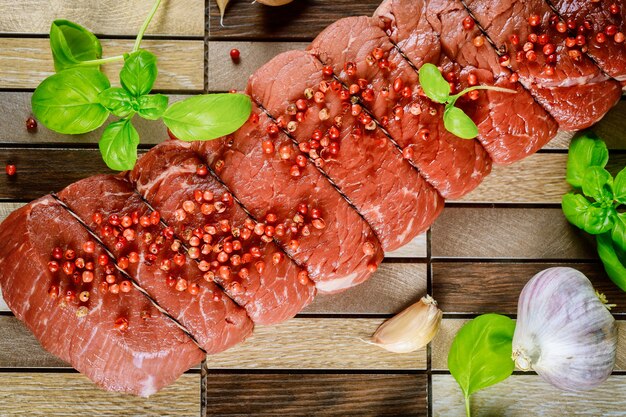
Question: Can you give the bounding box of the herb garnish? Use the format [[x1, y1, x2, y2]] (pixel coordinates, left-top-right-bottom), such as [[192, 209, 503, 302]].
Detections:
[[448, 314, 516, 417], [562, 133, 626, 291], [418, 63, 516, 140], [31, 0, 251, 171]]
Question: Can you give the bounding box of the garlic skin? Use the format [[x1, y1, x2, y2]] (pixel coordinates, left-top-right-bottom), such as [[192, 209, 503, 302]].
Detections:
[[512, 267, 617, 391], [256, 0, 294, 6], [371, 295, 442, 353]]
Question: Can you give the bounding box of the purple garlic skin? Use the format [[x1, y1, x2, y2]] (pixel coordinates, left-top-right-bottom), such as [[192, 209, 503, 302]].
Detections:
[[512, 267, 617, 391]]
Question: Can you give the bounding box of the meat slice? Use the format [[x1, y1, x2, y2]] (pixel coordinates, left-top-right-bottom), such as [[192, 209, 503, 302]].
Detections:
[[129, 141, 317, 317], [464, 0, 622, 130], [308, 16, 492, 197], [0, 196, 204, 396], [58, 175, 254, 352], [418, 0, 559, 164], [196, 106, 384, 293], [248, 49, 444, 249]]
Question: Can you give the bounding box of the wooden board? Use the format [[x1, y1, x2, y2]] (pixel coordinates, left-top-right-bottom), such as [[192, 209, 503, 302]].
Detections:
[[0, 0, 204, 36], [204, 373, 428, 416], [0, 38, 204, 91], [433, 374, 626, 416], [0, 373, 200, 416]]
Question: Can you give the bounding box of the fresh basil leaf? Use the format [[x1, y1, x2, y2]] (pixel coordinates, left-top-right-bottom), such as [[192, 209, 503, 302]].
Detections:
[[613, 168, 626, 205], [31, 67, 110, 134], [562, 193, 614, 234], [448, 314, 515, 416], [120, 49, 158, 97], [99, 87, 134, 118], [581, 166, 614, 203], [612, 212, 626, 253], [137, 94, 168, 120], [566, 133, 609, 188], [162, 93, 252, 141], [418, 63, 451, 104], [99, 119, 140, 171], [443, 106, 479, 139], [50, 20, 102, 72], [597, 233, 626, 292]]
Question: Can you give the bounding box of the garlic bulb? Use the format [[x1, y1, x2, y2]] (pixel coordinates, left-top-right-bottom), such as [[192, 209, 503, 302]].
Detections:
[[371, 295, 442, 353], [256, 0, 294, 5], [512, 267, 617, 391]]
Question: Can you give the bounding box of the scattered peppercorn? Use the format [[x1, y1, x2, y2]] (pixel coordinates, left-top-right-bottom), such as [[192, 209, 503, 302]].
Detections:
[[26, 117, 37, 132], [5, 164, 16, 176], [230, 48, 240, 62]]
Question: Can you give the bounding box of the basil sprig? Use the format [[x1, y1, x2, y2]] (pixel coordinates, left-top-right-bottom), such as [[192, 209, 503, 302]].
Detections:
[[562, 133, 626, 290], [448, 314, 516, 417], [31, 0, 251, 171], [418, 63, 516, 140]]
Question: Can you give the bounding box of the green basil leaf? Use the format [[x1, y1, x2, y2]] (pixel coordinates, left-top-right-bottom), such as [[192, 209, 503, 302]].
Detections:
[[99, 119, 140, 171], [418, 63, 451, 104], [562, 193, 614, 234], [120, 49, 158, 97], [597, 233, 626, 292], [448, 314, 515, 414], [581, 166, 614, 203], [98, 87, 134, 118], [443, 106, 479, 139], [31, 67, 110, 134], [137, 94, 169, 120], [50, 20, 102, 72], [566, 133, 609, 188], [612, 212, 626, 252], [613, 167, 626, 205], [162, 93, 252, 141]]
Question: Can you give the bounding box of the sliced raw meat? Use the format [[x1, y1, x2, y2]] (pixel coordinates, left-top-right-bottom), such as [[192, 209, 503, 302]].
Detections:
[[196, 106, 384, 293], [0, 196, 204, 396], [548, 0, 626, 84], [58, 175, 254, 352], [129, 141, 317, 316], [421, 0, 559, 164], [308, 15, 492, 197], [248, 49, 444, 247], [464, 0, 622, 130]]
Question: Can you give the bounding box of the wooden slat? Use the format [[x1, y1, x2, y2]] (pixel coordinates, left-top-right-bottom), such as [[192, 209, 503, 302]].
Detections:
[[0, 38, 204, 91], [432, 262, 626, 314], [386, 234, 426, 258], [0, 0, 204, 36], [208, 1, 380, 41], [431, 207, 596, 259], [0, 373, 199, 416], [433, 374, 626, 416], [0, 315, 424, 370], [431, 320, 626, 371], [0, 92, 186, 145], [208, 318, 426, 370], [303, 263, 427, 315], [204, 373, 427, 416]]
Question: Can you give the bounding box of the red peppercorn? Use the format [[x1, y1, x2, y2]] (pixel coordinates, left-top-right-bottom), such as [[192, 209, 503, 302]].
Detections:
[[509, 34, 520, 45], [576, 34, 586, 46], [528, 14, 541, 27], [462, 16, 475, 30], [596, 32, 607, 44], [5, 164, 16, 176], [498, 54, 511, 67], [615, 32, 625, 43], [114, 317, 129, 332], [556, 21, 567, 33], [322, 65, 334, 77], [605, 25, 618, 36], [229, 48, 240, 61], [610, 3, 619, 14], [26, 117, 37, 132], [542, 43, 555, 56], [120, 280, 132, 293], [393, 77, 404, 93], [537, 34, 549, 46]]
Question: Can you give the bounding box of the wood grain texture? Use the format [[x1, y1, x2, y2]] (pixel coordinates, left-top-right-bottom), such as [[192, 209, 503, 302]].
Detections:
[[431, 207, 596, 259], [0, 38, 204, 91], [432, 262, 626, 314], [208, 0, 380, 40], [431, 320, 626, 371], [302, 263, 427, 314], [0, 0, 204, 36], [385, 234, 426, 258], [433, 374, 626, 416], [208, 41, 308, 91], [208, 318, 426, 370], [0, 316, 67, 368], [204, 373, 427, 416], [0, 373, 199, 416], [0, 93, 186, 145]]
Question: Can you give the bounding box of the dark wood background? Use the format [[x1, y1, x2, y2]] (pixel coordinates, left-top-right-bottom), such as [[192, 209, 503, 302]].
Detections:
[[0, 0, 625, 415]]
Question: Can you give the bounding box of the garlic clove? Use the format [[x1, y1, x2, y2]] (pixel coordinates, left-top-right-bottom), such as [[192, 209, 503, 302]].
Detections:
[[371, 295, 443, 353], [512, 267, 617, 391], [256, 0, 294, 5]]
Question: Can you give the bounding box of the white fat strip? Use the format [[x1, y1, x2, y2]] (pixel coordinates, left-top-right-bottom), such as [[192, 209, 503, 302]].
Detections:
[[315, 271, 359, 293]]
